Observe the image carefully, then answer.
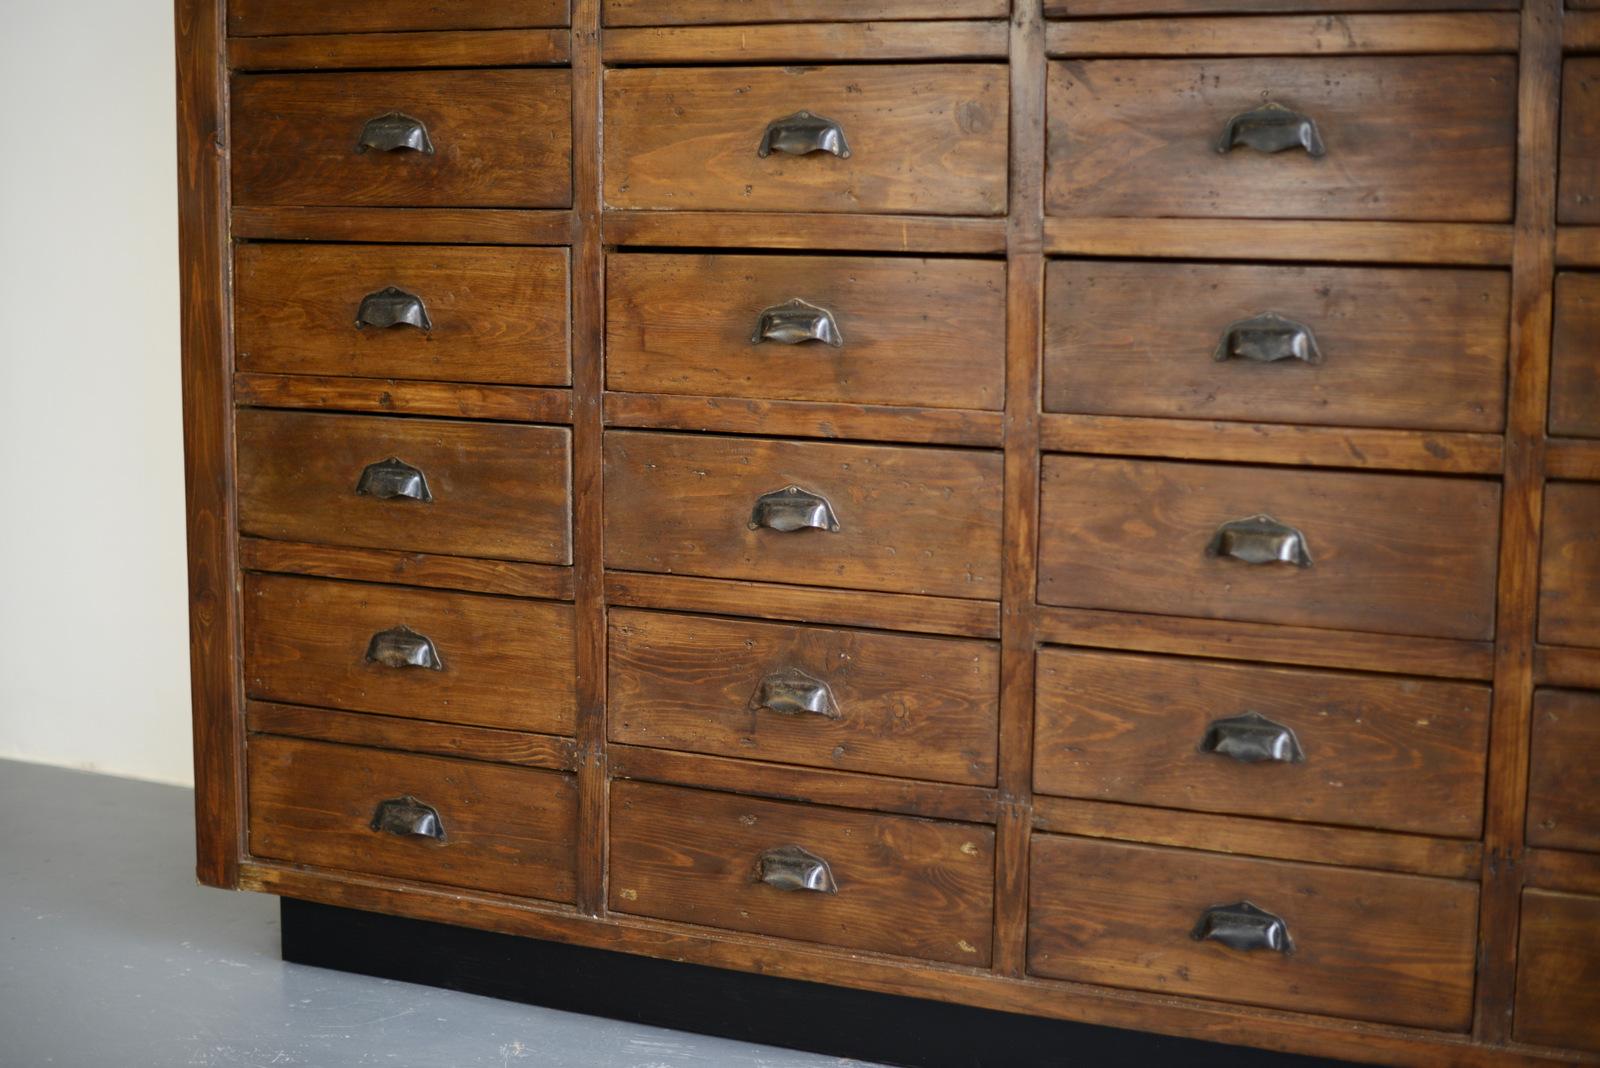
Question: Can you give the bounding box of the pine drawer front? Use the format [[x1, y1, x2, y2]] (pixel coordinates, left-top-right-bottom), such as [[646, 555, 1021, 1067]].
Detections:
[[1515, 890, 1600, 1054], [235, 244, 571, 387], [244, 574, 577, 735], [1034, 649, 1491, 838], [604, 431, 1004, 599], [1044, 261, 1509, 432], [608, 609, 1000, 785], [1549, 273, 1600, 438], [230, 0, 569, 36], [237, 410, 571, 565], [609, 781, 995, 965], [1028, 837, 1480, 1030], [605, 253, 1005, 411], [1046, 57, 1516, 222], [603, 65, 1008, 216], [1561, 60, 1600, 225], [1527, 690, 1600, 853], [231, 70, 572, 209], [248, 737, 577, 902], [1037, 456, 1501, 641], [1539, 483, 1600, 649], [605, 0, 1007, 26]]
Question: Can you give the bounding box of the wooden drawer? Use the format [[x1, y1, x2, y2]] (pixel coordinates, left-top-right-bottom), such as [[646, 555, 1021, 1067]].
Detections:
[[1539, 482, 1600, 649], [1044, 261, 1509, 433], [230, 0, 568, 35], [609, 781, 994, 964], [608, 609, 999, 785], [244, 574, 577, 735], [1046, 58, 1515, 221], [1562, 60, 1600, 225], [603, 65, 1007, 216], [237, 410, 571, 564], [1038, 457, 1501, 641], [232, 70, 572, 209], [606, 253, 1005, 411], [604, 431, 1003, 599], [606, 0, 1007, 25], [1035, 649, 1490, 838], [1045, 0, 1512, 11], [1528, 690, 1600, 853], [235, 244, 570, 387], [1028, 836, 1479, 1029], [1516, 890, 1600, 1053], [248, 736, 576, 902], [1550, 274, 1600, 437]]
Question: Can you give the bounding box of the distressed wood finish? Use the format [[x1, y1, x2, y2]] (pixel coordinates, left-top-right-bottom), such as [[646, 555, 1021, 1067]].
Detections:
[[1514, 890, 1600, 1053], [239, 538, 575, 601], [229, 0, 568, 36], [1045, 218, 1514, 266], [1539, 482, 1600, 648], [247, 701, 578, 771], [1560, 59, 1600, 224], [1527, 690, 1600, 853], [235, 375, 574, 425], [1046, 14, 1521, 55], [603, 22, 1009, 64], [603, 392, 1005, 448], [1550, 273, 1600, 438], [227, 29, 571, 71], [604, 0, 1007, 26], [1047, 0, 1512, 11], [603, 211, 1006, 255]]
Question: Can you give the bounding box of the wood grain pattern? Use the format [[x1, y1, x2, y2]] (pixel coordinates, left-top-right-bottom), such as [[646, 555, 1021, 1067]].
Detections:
[[227, 29, 570, 71], [1526, 849, 1600, 897], [609, 780, 995, 965], [606, 253, 1005, 410], [1045, 14, 1520, 55], [603, 22, 1008, 64], [1034, 648, 1491, 837], [237, 409, 571, 564], [1527, 690, 1600, 853], [232, 70, 572, 208], [603, 392, 1004, 448], [1044, 261, 1510, 432], [1538, 483, 1600, 649], [603, 65, 1008, 216], [235, 374, 574, 425], [603, 211, 1007, 255], [1038, 456, 1502, 642], [1535, 644, 1600, 691], [239, 538, 575, 601], [247, 701, 578, 771], [607, 608, 999, 785], [1045, 0, 1514, 15], [1561, 59, 1600, 225], [229, 0, 567, 35], [248, 736, 577, 902], [1029, 836, 1480, 1030], [235, 244, 570, 386], [604, 0, 1006, 26], [1045, 218, 1514, 266], [1047, 57, 1517, 221], [243, 573, 577, 734], [232, 207, 574, 246], [1549, 273, 1600, 438], [604, 431, 1003, 599], [1513, 890, 1600, 1053]]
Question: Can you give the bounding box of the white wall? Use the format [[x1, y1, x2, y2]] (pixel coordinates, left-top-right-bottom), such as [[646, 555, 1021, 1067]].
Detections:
[[0, 2, 194, 785]]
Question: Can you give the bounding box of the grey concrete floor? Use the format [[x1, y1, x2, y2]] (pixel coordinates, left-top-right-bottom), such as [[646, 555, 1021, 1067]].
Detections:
[[0, 758, 880, 1068]]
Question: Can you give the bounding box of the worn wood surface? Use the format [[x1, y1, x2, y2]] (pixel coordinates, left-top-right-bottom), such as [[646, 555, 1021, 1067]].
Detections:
[[1539, 482, 1600, 648], [227, 28, 571, 70], [232, 207, 574, 246], [1047, 0, 1512, 11], [604, 0, 1006, 26], [1549, 273, 1600, 437], [1046, 14, 1520, 54], [1526, 849, 1600, 897], [248, 701, 578, 771], [1045, 218, 1514, 266], [1513, 890, 1600, 1053], [240, 538, 575, 601], [229, 0, 568, 35], [603, 21, 1008, 63], [235, 374, 574, 425], [1561, 59, 1600, 224], [603, 211, 1007, 255], [1527, 689, 1600, 853], [603, 393, 1004, 448]]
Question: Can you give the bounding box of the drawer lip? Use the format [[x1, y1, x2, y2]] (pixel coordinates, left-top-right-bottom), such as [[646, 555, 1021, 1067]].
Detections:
[[229, 0, 570, 36], [604, 1, 1008, 26]]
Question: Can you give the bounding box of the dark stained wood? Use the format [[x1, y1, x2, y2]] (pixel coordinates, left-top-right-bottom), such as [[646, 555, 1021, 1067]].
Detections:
[[1545, 440, 1600, 480], [248, 736, 578, 902], [239, 537, 575, 601], [1549, 273, 1600, 437], [1526, 849, 1600, 897], [603, 65, 1008, 216], [604, 431, 1004, 600], [1029, 836, 1481, 1030], [243, 573, 577, 734], [1045, 14, 1520, 55], [604, 0, 1006, 26], [607, 608, 999, 785], [1527, 690, 1600, 853], [603, 211, 1007, 255], [1034, 648, 1491, 838], [1046, 218, 1514, 266], [231, 70, 572, 208], [1044, 261, 1510, 433], [232, 207, 574, 246], [235, 374, 574, 425], [1538, 483, 1600, 648], [1559, 227, 1600, 270], [1038, 456, 1502, 642], [1561, 59, 1600, 225], [229, 0, 568, 36], [227, 29, 570, 71], [1049, 0, 1511, 10], [237, 410, 571, 564], [1513, 890, 1600, 1053], [1047, 57, 1517, 222], [247, 701, 578, 771], [235, 244, 570, 386], [609, 780, 995, 966], [606, 253, 1005, 410], [603, 22, 1008, 64], [1535, 644, 1600, 690], [603, 393, 1004, 448]]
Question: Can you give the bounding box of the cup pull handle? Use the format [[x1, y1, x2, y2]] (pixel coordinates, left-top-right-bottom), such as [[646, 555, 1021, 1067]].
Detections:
[[756, 845, 838, 894], [364, 626, 444, 671], [370, 795, 447, 842], [757, 110, 851, 159], [1215, 101, 1325, 158], [357, 111, 436, 155], [355, 457, 433, 503], [749, 668, 841, 720], [752, 298, 844, 348], [1214, 312, 1321, 365], [748, 485, 841, 533], [1199, 712, 1306, 765], [1192, 901, 1294, 955], [1206, 514, 1312, 568], [356, 287, 432, 332]]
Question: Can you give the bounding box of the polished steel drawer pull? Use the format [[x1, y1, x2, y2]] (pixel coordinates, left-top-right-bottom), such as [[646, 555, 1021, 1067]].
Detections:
[[1206, 514, 1312, 568], [757, 110, 851, 159], [1215, 101, 1325, 158], [749, 668, 841, 720], [357, 111, 436, 155], [1192, 901, 1293, 955], [356, 287, 432, 332], [756, 845, 838, 894], [1214, 312, 1321, 366], [749, 485, 841, 533], [355, 457, 433, 503], [752, 298, 844, 348], [1199, 711, 1306, 765], [364, 626, 444, 671], [369, 795, 447, 842]]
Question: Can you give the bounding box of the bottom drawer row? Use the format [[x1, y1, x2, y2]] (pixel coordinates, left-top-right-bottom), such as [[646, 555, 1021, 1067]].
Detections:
[[250, 736, 1501, 1032]]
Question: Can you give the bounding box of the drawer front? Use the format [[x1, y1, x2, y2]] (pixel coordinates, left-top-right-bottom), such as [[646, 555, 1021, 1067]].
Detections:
[[1528, 690, 1600, 853], [604, 431, 1003, 599], [1539, 482, 1600, 648], [1044, 261, 1509, 432], [1516, 890, 1600, 1053], [603, 65, 1007, 216], [237, 410, 571, 564], [248, 736, 577, 901], [229, 0, 568, 35], [1550, 273, 1600, 437], [1562, 60, 1600, 225], [244, 574, 577, 734], [1038, 456, 1501, 641], [606, 253, 1005, 411], [232, 70, 572, 209], [235, 244, 570, 387], [609, 781, 995, 964], [1035, 649, 1490, 837], [1046, 0, 1512, 11], [608, 609, 1000, 785], [1046, 58, 1515, 222], [1028, 836, 1479, 1029], [606, 0, 1008, 25]]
